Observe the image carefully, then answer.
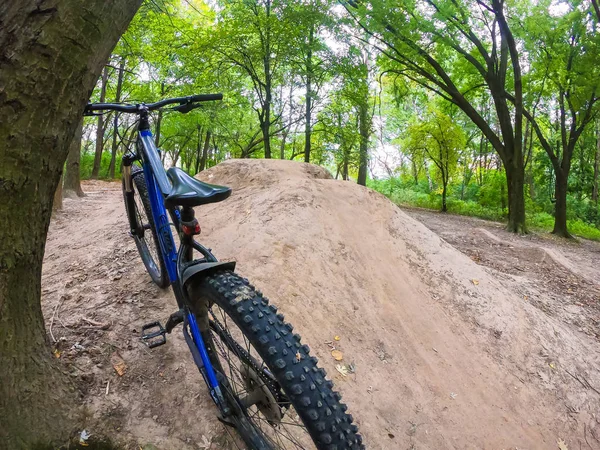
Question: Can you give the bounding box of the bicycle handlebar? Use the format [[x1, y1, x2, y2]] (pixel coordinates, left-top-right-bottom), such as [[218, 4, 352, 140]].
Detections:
[[84, 93, 223, 114]]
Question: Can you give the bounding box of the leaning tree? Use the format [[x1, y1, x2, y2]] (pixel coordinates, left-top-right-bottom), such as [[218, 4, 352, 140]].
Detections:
[[0, 1, 141, 447]]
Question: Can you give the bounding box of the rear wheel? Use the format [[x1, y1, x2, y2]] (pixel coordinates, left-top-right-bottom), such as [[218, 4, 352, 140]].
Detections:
[[122, 167, 169, 288], [188, 271, 363, 450]]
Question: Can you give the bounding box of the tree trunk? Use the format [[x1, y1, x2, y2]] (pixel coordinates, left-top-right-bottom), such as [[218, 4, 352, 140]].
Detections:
[[194, 126, 203, 174], [593, 121, 600, 205], [441, 178, 448, 212], [53, 172, 63, 210], [478, 133, 484, 186], [199, 130, 211, 172], [108, 57, 125, 179], [357, 103, 369, 186], [412, 158, 419, 185], [342, 148, 349, 181], [262, 0, 273, 159], [155, 81, 165, 148], [280, 128, 288, 160], [64, 117, 85, 197], [91, 65, 109, 178], [505, 159, 526, 233], [460, 166, 467, 200], [552, 168, 570, 237], [211, 134, 218, 168], [0, 2, 141, 447], [303, 24, 314, 163], [262, 100, 272, 159]]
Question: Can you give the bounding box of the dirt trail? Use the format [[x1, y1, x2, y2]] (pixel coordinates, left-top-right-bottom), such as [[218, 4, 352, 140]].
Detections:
[[42, 160, 600, 449]]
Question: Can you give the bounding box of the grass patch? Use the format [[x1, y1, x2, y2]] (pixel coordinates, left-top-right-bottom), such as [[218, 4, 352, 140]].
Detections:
[[371, 183, 600, 242]]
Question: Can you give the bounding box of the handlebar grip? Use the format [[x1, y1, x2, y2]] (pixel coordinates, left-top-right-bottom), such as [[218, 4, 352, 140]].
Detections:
[[188, 93, 223, 102], [84, 103, 137, 113]]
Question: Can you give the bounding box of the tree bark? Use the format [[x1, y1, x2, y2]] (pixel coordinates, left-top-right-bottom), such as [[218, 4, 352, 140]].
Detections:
[[441, 177, 448, 212], [505, 165, 526, 232], [303, 24, 314, 163], [593, 121, 600, 205], [411, 158, 419, 185], [155, 82, 165, 148], [279, 127, 288, 160], [553, 168, 571, 237], [194, 126, 203, 174], [357, 103, 369, 186], [108, 57, 125, 179], [342, 148, 350, 181], [64, 117, 85, 197], [199, 130, 211, 172], [53, 172, 63, 210], [261, 0, 273, 159], [0, 1, 141, 447], [91, 65, 109, 178]]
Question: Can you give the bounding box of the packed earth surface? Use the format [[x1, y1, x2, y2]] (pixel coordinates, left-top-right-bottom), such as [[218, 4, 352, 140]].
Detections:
[[42, 159, 600, 449]]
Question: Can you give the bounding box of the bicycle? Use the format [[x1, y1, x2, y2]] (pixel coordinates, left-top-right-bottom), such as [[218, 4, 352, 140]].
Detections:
[[84, 95, 363, 450]]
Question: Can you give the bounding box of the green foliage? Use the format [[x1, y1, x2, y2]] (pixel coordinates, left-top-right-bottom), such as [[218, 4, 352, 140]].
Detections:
[[370, 173, 600, 241], [79, 0, 600, 240], [81, 150, 122, 180]]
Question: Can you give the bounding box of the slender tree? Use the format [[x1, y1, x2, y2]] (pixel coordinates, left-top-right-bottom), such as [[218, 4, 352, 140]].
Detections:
[[90, 65, 109, 178], [63, 118, 85, 197], [108, 57, 126, 179]]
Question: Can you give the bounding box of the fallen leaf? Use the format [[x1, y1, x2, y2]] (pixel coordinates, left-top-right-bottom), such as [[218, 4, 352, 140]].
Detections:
[[331, 349, 343, 361], [471, 279, 479, 286], [53, 349, 61, 358], [113, 361, 126, 376], [335, 364, 349, 377], [549, 362, 556, 370], [334, 335, 341, 341], [557, 438, 568, 450], [111, 353, 127, 376]]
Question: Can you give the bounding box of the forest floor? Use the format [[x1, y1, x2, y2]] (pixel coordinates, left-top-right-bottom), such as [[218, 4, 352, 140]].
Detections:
[[42, 160, 600, 450], [404, 208, 600, 344]]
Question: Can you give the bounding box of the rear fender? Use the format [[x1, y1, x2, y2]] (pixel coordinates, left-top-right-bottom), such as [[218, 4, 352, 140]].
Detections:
[[181, 261, 236, 290]]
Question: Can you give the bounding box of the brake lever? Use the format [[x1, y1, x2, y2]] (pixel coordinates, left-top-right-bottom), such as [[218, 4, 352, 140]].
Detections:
[[171, 102, 203, 114]]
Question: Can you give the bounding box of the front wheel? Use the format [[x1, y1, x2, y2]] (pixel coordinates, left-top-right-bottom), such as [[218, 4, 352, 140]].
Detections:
[[188, 271, 363, 450], [122, 167, 169, 288]]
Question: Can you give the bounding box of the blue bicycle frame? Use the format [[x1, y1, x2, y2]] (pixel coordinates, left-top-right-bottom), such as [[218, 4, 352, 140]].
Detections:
[[134, 128, 224, 403]]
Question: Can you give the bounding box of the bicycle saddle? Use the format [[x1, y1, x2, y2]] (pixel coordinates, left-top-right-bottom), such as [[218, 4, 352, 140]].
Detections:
[[165, 167, 231, 208]]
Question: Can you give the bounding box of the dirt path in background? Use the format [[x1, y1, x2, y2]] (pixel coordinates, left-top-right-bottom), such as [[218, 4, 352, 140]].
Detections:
[[42, 162, 600, 449], [405, 208, 600, 342]]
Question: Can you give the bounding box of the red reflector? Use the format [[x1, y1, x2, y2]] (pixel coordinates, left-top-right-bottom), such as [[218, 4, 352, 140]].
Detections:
[[182, 223, 201, 235]]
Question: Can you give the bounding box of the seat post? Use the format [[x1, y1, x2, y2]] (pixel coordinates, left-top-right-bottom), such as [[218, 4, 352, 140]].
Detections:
[[181, 206, 195, 223], [181, 206, 200, 236], [179, 206, 198, 262]]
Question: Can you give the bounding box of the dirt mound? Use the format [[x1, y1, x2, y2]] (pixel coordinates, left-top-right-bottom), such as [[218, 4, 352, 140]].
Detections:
[[198, 158, 332, 189], [41, 161, 600, 449]]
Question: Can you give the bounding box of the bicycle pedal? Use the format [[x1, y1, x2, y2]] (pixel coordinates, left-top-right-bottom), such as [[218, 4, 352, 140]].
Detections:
[[141, 321, 167, 348]]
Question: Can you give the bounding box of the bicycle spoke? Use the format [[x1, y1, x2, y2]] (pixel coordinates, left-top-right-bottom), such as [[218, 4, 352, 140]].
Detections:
[[207, 304, 316, 449]]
